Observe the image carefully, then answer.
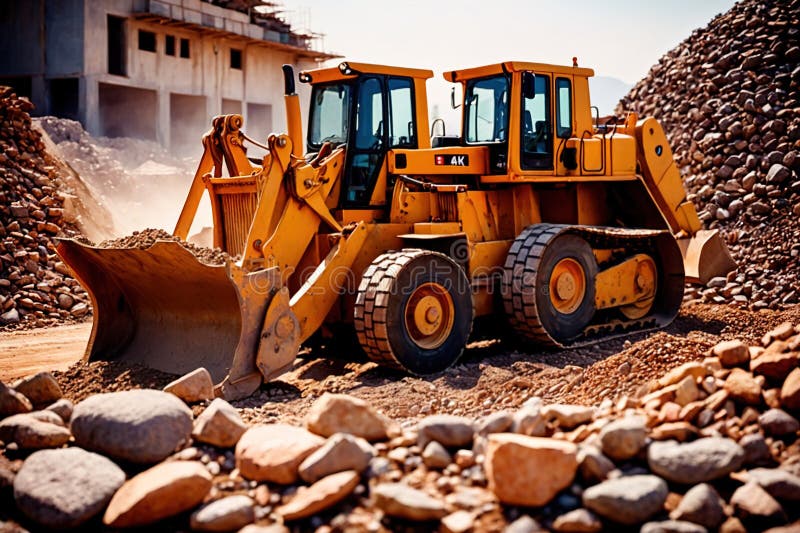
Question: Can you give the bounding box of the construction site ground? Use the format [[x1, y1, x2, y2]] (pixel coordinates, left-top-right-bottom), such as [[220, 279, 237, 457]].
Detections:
[[4, 302, 799, 426]]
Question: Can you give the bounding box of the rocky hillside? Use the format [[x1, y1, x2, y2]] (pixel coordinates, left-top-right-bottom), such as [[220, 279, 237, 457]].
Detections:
[[618, 0, 800, 311], [2, 322, 800, 531], [0, 88, 90, 329]]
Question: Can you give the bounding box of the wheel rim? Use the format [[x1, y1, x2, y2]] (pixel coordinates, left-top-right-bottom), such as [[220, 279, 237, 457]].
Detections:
[[549, 258, 587, 314], [404, 282, 455, 350], [620, 256, 658, 319]]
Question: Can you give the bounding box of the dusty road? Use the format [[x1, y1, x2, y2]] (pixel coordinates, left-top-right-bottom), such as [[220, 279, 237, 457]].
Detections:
[[0, 322, 89, 381]]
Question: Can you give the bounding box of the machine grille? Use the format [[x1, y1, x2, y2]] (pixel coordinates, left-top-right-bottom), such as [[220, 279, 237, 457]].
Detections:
[[220, 192, 257, 256], [437, 192, 459, 222]]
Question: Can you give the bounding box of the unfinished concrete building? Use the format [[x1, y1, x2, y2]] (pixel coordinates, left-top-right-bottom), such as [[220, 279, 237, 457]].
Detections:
[[0, 0, 336, 151]]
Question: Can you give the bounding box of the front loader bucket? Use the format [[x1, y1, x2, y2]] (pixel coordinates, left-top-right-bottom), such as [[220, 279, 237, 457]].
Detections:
[[55, 239, 281, 389], [677, 229, 737, 285]]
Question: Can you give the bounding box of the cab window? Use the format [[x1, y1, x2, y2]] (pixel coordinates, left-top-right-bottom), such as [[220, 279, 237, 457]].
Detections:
[[354, 77, 383, 150], [308, 83, 350, 149], [521, 73, 552, 170], [465, 75, 508, 143], [556, 77, 572, 138], [388, 78, 416, 147]]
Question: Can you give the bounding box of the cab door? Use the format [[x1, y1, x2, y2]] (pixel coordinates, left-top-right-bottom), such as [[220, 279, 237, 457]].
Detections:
[[343, 76, 386, 206], [342, 76, 418, 207], [520, 73, 553, 170]]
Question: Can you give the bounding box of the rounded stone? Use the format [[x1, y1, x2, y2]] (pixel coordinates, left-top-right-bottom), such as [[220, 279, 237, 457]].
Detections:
[[71, 389, 193, 464], [14, 448, 125, 529]]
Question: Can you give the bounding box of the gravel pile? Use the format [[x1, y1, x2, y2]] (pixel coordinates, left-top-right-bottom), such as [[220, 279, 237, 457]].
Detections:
[[2, 322, 800, 531], [618, 0, 800, 311], [0, 88, 90, 330], [97, 228, 230, 265]]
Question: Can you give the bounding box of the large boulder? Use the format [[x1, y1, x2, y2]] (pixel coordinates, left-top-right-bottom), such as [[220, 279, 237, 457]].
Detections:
[[14, 448, 125, 529], [192, 398, 246, 448], [305, 393, 396, 441], [730, 482, 787, 529], [669, 483, 726, 529], [0, 412, 70, 449], [45, 398, 73, 423], [713, 340, 749, 367], [577, 445, 615, 483], [780, 367, 800, 411], [417, 415, 475, 448], [758, 408, 800, 436], [598, 415, 647, 461], [298, 433, 374, 483], [724, 369, 762, 405], [552, 508, 602, 533], [190, 495, 255, 532], [737, 468, 800, 501], [542, 404, 595, 429], [277, 470, 360, 521], [103, 461, 212, 528], [0, 381, 32, 417], [372, 483, 447, 521], [236, 424, 324, 483], [164, 368, 214, 404], [12, 372, 62, 406], [582, 475, 668, 525], [647, 438, 744, 484], [485, 433, 578, 507], [71, 389, 193, 463]]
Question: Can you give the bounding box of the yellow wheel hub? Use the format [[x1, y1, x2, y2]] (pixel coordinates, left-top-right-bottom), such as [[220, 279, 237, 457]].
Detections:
[[620, 255, 658, 319], [549, 258, 586, 314], [404, 283, 455, 350]]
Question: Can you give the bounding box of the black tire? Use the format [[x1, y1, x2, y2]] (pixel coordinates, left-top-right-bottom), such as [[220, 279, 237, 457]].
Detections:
[[354, 249, 473, 374], [502, 225, 598, 345]]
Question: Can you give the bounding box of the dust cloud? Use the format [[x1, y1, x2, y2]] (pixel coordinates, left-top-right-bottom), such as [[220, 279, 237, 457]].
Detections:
[[35, 116, 214, 242]]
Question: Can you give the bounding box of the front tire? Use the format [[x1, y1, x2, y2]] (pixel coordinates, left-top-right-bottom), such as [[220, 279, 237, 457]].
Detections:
[[502, 225, 598, 345], [354, 249, 473, 374]]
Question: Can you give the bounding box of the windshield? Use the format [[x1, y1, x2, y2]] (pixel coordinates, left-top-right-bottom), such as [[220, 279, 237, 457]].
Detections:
[[308, 83, 351, 148], [464, 75, 509, 143]]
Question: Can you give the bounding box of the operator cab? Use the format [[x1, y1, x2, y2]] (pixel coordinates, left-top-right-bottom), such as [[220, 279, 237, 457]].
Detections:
[[301, 62, 432, 207], [445, 61, 592, 177]]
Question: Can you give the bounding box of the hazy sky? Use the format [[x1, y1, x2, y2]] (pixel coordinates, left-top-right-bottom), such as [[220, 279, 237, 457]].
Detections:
[[289, 0, 737, 83], [282, 0, 736, 126]]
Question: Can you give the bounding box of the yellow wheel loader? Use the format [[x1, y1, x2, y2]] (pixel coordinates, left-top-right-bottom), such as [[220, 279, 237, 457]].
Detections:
[[56, 61, 735, 400]]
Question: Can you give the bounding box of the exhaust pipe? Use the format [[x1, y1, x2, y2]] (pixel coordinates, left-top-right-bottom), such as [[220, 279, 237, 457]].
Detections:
[[282, 64, 303, 158]]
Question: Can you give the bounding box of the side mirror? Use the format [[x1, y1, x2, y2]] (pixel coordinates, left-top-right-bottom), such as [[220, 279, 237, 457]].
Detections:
[[522, 72, 536, 100]]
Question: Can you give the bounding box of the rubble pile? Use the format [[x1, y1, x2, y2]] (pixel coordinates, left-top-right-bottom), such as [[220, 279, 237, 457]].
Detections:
[[618, 0, 800, 311], [2, 322, 800, 531], [0, 88, 90, 329], [36, 116, 199, 238]]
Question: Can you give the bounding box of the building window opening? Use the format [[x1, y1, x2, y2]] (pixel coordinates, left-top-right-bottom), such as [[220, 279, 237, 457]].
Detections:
[[180, 38, 190, 58], [165, 35, 175, 56], [107, 15, 126, 75], [49, 78, 80, 120], [138, 30, 156, 53], [230, 49, 242, 70]]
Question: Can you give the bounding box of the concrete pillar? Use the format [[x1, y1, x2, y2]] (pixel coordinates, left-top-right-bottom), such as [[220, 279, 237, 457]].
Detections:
[[157, 89, 170, 147], [30, 75, 47, 116], [82, 75, 100, 135], [204, 35, 223, 119]]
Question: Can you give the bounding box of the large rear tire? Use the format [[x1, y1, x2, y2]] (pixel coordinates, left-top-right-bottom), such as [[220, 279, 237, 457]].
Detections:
[[502, 225, 598, 345], [354, 250, 473, 374]]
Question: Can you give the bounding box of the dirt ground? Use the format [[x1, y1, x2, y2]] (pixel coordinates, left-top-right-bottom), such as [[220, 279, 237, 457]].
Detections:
[[0, 322, 90, 381], [4, 303, 799, 426]]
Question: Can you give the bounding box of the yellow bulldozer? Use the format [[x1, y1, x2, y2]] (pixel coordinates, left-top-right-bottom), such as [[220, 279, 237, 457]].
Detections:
[[56, 60, 735, 399]]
